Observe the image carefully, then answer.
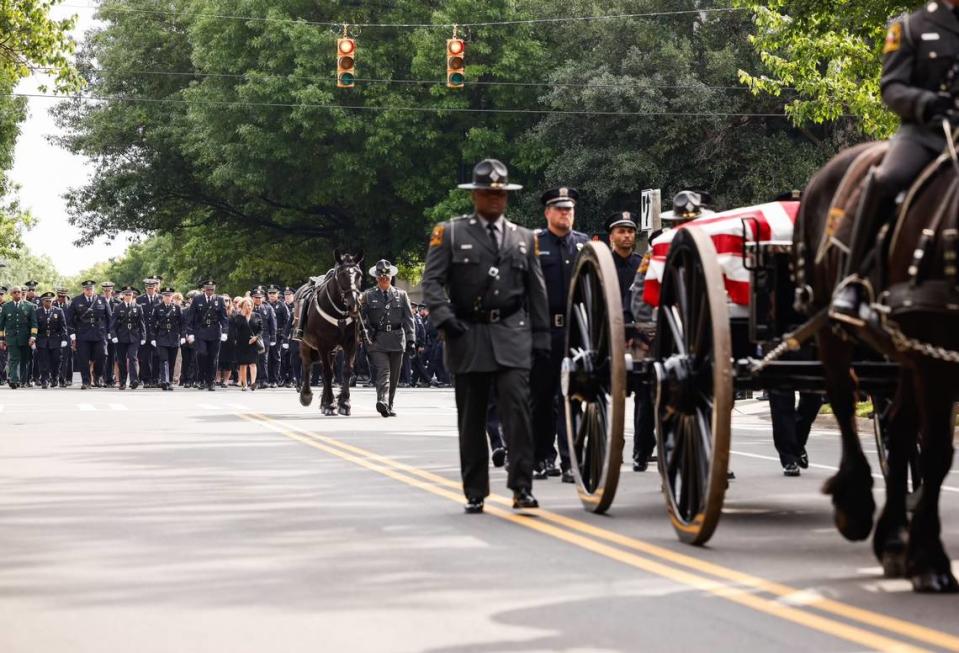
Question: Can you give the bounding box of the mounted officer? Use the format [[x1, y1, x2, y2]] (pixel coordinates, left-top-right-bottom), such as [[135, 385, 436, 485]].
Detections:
[[110, 286, 147, 390], [421, 158, 550, 514], [629, 190, 713, 471], [0, 286, 38, 388], [150, 286, 187, 391], [35, 292, 68, 389], [361, 260, 415, 417], [189, 280, 229, 391], [67, 280, 111, 390], [531, 187, 588, 484], [832, 1, 959, 324]]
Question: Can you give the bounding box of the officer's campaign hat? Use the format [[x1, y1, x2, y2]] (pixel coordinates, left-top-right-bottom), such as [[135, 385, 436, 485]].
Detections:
[[160, 286, 176, 295], [664, 190, 711, 222], [605, 212, 638, 232], [541, 187, 578, 209], [201, 279, 217, 289], [101, 281, 115, 289], [458, 159, 523, 191], [81, 280, 96, 289], [40, 291, 55, 301], [120, 285, 135, 295], [369, 259, 398, 278], [24, 280, 39, 290]]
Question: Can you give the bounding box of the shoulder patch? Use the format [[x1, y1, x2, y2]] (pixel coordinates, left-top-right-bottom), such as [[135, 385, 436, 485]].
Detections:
[[884, 21, 903, 54], [638, 252, 651, 275], [429, 224, 445, 248]]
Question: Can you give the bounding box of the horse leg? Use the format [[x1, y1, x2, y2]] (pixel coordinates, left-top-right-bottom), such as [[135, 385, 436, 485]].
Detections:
[[907, 362, 958, 593], [819, 330, 876, 541], [338, 341, 355, 416], [872, 372, 917, 577], [320, 348, 337, 416], [299, 346, 315, 407]]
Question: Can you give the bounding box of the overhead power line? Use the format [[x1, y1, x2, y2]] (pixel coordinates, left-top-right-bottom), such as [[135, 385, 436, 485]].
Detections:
[[60, 3, 748, 29], [13, 91, 796, 118]]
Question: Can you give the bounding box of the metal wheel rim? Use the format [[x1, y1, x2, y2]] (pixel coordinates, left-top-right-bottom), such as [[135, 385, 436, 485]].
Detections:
[[653, 227, 733, 545], [563, 242, 626, 513]]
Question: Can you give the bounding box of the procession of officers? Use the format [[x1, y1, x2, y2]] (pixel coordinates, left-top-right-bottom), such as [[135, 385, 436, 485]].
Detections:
[[0, 157, 708, 514]]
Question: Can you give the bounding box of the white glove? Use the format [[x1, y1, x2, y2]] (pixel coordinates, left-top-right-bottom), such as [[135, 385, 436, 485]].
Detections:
[[111, 337, 119, 344], [220, 333, 228, 342], [282, 343, 289, 350], [60, 340, 68, 348], [187, 335, 195, 344], [151, 340, 157, 347], [179, 338, 186, 345], [140, 339, 146, 345], [70, 333, 76, 341], [270, 341, 276, 347]]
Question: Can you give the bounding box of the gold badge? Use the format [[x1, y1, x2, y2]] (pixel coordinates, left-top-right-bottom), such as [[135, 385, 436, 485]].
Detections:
[[884, 22, 903, 54], [429, 224, 445, 248]]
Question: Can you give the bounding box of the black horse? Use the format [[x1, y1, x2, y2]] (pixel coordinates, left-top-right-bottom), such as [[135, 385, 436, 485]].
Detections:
[[294, 250, 368, 416]]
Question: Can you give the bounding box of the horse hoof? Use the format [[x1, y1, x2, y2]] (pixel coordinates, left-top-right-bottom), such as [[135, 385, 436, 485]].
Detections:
[[881, 550, 908, 579], [911, 570, 959, 594], [833, 508, 874, 542], [823, 475, 875, 542], [299, 393, 313, 407], [338, 406, 351, 416]]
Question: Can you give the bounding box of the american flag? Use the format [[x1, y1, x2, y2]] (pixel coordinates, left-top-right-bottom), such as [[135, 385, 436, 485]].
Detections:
[[643, 201, 800, 307]]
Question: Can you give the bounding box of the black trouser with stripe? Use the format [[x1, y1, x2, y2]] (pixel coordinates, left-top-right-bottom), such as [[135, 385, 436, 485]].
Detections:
[[195, 338, 220, 386], [157, 345, 178, 386], [36, 347, 62, 384], [116, 342, 140, 386], [76, 340, 105, 386]]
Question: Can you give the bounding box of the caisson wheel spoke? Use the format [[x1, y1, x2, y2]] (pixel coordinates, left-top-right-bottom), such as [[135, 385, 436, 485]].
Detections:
[[695, 407, 712, 491], [663, 307, 687, 355]]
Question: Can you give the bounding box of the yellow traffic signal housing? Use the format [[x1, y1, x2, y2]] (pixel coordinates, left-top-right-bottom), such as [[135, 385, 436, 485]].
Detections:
[[337, 38, 356, 88], [447, 38, 465, 89]]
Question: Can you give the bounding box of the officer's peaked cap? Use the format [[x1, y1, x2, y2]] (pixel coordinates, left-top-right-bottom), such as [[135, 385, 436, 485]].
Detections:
[[40, 292, 55, 300], [458, 159, 523, 191], [160, 287, 176, 295], [101, 281, 115, 288], [24, 280, 39, 289], [120, 285, 135, 294], [201, 279, 216, 288], [81, 280, 96, 288], [605, 212, 638, 232], [541, 187, 578, 208]]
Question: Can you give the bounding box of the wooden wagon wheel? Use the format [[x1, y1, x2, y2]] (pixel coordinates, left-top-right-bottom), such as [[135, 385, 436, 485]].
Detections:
[[653, 227, 733, 545], [561, 242, 627, 513]]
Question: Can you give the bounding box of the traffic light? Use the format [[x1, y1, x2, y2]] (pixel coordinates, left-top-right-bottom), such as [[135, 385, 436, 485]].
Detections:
[[337, 37, 356, 88], [447, 38, 465, 89]]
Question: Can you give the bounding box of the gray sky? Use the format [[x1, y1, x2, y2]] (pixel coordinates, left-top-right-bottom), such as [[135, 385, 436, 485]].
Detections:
[[10, 3, 130, 276]]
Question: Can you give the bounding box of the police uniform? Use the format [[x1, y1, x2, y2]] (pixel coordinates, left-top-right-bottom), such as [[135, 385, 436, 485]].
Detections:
[[607, 212, 644, 323], [281, 289, 300, 387], [110, 288, 148, 389], [267, 287, 290, 387], [150, 288, 186, 391], [189, 283, 229, 390], [0, 287, 7, 384], [361, 261, 416, 416], [530, 187, 589, 481], [421, 159, 550, 511], [35, 293, 68, 388], [408, 306, 431, 386], [252, 289, 276, 389], [0, 289, 38, 387], [834, 3, 959, 319], [137, 278, 163, 386], [54, 289, 73, 386], [23, 281, 40, 385], [66, 281, 112, 389]]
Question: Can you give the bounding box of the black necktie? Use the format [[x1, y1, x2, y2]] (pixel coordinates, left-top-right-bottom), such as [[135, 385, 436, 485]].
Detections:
[[487, 223, 499, 251]]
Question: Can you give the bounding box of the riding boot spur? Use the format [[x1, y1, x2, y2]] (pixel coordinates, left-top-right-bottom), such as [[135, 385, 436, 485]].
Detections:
[[830, 170, 897, 327]]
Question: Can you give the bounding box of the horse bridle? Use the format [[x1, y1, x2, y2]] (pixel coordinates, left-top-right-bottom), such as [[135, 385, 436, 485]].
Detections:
[[310, 262, 372, 342]]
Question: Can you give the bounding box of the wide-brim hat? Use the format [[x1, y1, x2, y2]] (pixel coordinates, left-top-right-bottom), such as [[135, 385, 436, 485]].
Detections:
[[457, 159, 523, 191], [370, 260, 399, 278]]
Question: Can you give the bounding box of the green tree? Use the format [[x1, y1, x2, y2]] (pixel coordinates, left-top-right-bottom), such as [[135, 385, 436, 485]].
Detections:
[[0, 246, 63, 290], [735, 0, 909, 138]]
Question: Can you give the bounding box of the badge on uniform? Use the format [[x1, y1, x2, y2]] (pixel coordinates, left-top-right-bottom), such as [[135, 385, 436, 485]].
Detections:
[[884, 22, 902, 54], [576, 242, 584, 251]]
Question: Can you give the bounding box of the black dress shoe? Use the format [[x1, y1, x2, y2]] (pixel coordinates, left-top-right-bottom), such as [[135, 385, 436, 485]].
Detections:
[[561, 469, 575, 484], [633, 459, 649, 472], [464, 497, 484, 514], [798, 449, 809, 469], [491, 447, 507, 468], [545, 461, 561, 477], [81, 384, 90, 390], [41, 382, 49, 389], [208, 384, 216, 391], [783, 463, 801, 477], [130, 382, 139, 390], [118, 384, 126, 391], [387, 407, 397, 417], [376, 401, 390, 417], [532, 462, 548, 481], [512, 489, 539, 510]]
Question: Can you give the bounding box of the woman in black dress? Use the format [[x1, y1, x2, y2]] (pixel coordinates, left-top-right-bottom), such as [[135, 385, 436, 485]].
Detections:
[[229, 297, 263, 391], [217, 296, 237, 387]]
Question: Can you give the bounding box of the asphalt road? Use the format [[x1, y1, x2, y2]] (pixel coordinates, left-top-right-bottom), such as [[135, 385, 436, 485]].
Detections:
[[1, 385, 957, 653]]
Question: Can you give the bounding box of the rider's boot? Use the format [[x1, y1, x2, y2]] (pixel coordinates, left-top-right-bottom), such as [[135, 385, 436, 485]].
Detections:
[[830, 171, 895, 327], [292, 293, 310, 340]]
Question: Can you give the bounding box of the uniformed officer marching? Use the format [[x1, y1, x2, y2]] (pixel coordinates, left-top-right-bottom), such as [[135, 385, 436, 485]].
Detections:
[[0, 286, 7, 385], [110, 286, 147, 390], [267, 286, 290, 387], [150, 286, 187, 391], [101, 281, 119, 387], [54, 288, 73, 386], [531, 187, 589, 484], [35, 292, 68, 388], [137, 277, 163, 386], [67, 280, 111, 390], [252, 287, 276, 390], [0, 286, 38, 388], [832, 1, 959, 324], [421, 159, 550, 513], [189, 280, 229, 391], [361, 260, 416, 417], [281, 287, 300, 388], [23, 281, 40, 386]]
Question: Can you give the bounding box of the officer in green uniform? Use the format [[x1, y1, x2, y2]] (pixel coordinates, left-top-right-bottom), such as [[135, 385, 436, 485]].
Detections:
[[0, 286, 39, 388], [361, 260, 416, 417], [421, 159, 550, 514]]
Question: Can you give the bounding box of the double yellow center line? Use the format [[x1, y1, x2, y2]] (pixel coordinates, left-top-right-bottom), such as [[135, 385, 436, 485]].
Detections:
[[239, 411, 959, 653]]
